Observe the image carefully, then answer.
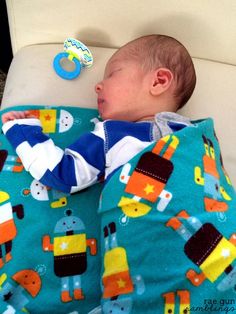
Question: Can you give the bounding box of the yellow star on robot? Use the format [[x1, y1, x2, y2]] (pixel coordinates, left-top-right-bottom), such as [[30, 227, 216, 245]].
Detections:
[[144, 183, 155, 195], [117, 278, 126, 288]]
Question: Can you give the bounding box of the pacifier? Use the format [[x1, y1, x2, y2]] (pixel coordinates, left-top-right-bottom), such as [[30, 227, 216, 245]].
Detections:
[[53, 38, 93, 80]]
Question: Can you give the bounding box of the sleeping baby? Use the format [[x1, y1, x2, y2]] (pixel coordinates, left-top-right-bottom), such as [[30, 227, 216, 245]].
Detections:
[[2, 34, 236, 313]]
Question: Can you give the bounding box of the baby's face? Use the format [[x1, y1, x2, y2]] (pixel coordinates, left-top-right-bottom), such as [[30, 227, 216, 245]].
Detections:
[[95, 48, 150, 121]]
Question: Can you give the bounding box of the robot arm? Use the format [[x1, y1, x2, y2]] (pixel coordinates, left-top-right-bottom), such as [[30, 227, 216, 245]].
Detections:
[[220, 186, 231, 200], [194, 166, 204, 185], [12, 204, 24, 219], [86, 238, 97, 256], [157, 190, 172, 212], [119, 163, 131, 184], [186, 269, 206, 286], [42, 235, 54, 252], [229, 233, 236, 245]]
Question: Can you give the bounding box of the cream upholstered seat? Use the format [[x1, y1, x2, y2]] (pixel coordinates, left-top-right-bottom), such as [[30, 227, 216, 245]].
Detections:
[[2, 0, 236, 184]]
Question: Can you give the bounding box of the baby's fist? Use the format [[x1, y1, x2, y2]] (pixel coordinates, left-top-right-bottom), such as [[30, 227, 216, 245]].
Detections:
[[1, 110, 33, 124]]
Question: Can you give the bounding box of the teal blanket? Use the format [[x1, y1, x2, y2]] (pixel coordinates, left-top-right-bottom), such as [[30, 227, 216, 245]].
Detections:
[[99, 118, 236, 313], [0, 106, 236, 314], [0, 106, 103, 314]]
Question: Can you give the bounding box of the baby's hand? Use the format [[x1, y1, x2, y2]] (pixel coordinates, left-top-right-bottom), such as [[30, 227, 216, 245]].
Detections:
[[1, 111, 35, 124]]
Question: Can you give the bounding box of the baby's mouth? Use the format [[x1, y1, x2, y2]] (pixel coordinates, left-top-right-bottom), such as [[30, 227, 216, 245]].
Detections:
[[97, 98, 105, 106], [97, 98, 105, 112]]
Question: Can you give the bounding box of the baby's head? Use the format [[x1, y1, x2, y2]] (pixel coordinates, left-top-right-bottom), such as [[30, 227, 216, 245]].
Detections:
[[95, 34, 196, 121]]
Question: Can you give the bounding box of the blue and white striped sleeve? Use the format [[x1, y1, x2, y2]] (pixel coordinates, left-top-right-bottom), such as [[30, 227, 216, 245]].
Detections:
[[2, 119, 106, 193]]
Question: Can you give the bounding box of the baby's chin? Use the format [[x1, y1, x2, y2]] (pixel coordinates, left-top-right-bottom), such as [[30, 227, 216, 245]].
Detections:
[[99, 109, 134, 122], [98, 110, 113, 121], [98, 110, 105, 121]]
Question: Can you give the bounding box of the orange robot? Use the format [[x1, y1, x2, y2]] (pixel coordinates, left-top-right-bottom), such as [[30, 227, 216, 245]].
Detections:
[[102, 222, 134, 299], [119, 135, 179, 223], [0, 269, 41, 311], [194, 135, 231, 212], [102, 222, 145, 302], [0, 191, 24, 268]]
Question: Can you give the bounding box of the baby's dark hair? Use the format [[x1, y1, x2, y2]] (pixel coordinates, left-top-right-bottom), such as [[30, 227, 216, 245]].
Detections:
[[122, 34, 196, 109]]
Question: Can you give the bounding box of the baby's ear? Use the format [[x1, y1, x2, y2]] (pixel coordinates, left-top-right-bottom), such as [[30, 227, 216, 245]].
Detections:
[[150, 68, 173, 96]]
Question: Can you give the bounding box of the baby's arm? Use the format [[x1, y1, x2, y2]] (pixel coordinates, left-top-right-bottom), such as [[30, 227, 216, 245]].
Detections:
[[2, 117, 105, 193]]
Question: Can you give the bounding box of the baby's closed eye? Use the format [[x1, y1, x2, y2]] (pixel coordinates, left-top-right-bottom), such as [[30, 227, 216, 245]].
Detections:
[[107, 68, 122, 78]]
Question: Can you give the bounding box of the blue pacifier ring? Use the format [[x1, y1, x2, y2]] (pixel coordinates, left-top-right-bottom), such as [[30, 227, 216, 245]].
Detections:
[[53, 52, 81, 80]]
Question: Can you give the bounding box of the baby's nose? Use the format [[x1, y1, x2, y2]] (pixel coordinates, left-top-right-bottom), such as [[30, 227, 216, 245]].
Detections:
[[95, 82, 103, 93]]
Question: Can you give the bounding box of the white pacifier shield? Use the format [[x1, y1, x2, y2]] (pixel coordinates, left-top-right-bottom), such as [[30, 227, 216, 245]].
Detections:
[[64, 38, 93, 67]]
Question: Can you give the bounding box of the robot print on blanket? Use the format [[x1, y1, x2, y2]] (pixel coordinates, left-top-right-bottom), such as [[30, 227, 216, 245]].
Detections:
[[26, 108, 76, 134], [22, 179, 68, 209], [42, 209, 97, 303], [194, 135, 231, 213], [0, 149, 23, 173], [102, 222, 145, 314], [0, 268, 42, 312], [119, 135, 179, 224], [0, 191, 24, 268], [162, 290, 191, 314], [166, 210, 236, 292]]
